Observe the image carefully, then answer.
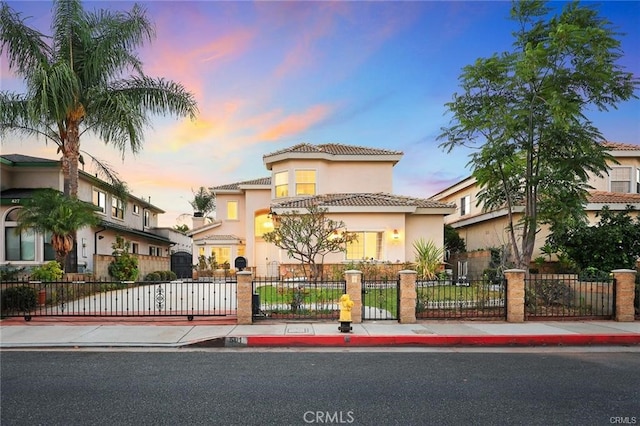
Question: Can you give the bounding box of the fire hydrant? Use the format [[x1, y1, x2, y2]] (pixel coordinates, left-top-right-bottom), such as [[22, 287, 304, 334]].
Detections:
[[338, 294, 354, 333]]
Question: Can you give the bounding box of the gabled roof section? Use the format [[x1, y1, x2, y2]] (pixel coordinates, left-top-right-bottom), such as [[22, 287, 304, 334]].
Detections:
[[210, 177, 271, 193], [263, 143, 403, 170], [270, 192, 455, 214], [602, 141, 640, 151]]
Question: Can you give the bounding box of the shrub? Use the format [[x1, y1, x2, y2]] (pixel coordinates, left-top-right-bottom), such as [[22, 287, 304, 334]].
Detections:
[[1, 286, 37, 312], [30, 261, 64, 281], [108, 236, 139, 281], [0, 264, 26, 281], [166, 271, 177, 280], [533, 279, 572, 306], [579, 267, 610, 282], [145, 272, 161, 281]]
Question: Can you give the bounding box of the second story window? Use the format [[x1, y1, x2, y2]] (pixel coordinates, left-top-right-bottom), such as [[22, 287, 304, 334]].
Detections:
[[295, 170, 316, 196], [274, 171, 288, 198], [133, 204, 140, 215], [112, 197, 124, 220], [610, 167, 632, 193], [460, 195, 471, 216], [131, 243, 139, 254], [143, 210, 150, 227], [227, 201, 238, 220], [92, 189, 107, 213]]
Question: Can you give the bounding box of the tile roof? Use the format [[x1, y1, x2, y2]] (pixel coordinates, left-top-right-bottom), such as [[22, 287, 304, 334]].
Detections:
[[587, 191, 640, 204], [211, 177, 271, 191], [270, 193, 454, 209], [601, 141, 640, 151], [264, 143, 403, 158]]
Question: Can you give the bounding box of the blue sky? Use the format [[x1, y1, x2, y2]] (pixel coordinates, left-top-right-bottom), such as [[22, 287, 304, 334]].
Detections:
[[2, 1, 639, 227]]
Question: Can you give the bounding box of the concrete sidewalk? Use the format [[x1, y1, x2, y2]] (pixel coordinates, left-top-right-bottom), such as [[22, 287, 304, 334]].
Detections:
[[1, 319, 639, 348]]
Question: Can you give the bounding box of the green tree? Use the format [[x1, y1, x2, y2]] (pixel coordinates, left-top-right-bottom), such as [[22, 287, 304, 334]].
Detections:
[[549, 206, 640, 272], [15, 189, 100, 271], [444, 225, 466, 255], [0, 0, 198, 198], [190, 186, 216, 218], [438, 0, 638, 269], [263, 205, 358, 281]]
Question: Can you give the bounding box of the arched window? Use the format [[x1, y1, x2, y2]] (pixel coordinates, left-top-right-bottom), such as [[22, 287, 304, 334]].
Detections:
[[3, 207, 55, 262], [4, 208, 35, 261], [254, 210, 273, 237]]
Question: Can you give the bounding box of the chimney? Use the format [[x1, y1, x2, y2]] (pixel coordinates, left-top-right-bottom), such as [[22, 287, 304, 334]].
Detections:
[[192, 212, 205, 229]]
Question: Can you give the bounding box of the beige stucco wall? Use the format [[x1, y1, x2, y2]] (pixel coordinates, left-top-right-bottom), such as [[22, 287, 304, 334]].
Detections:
[[588, 157, 640, 192], [270, 159, 395, 196]]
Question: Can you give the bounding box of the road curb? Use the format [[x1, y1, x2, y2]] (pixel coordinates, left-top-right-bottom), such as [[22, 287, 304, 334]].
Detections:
[[240, 334, 640, 347]]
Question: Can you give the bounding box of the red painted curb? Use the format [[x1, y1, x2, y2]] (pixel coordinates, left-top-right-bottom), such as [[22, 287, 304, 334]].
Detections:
[[245, 334, 640, 347]]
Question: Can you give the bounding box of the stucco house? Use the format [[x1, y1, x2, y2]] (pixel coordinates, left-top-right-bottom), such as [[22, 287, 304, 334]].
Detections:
[[1, 154, 188, 278], [188, 143, 455, 276], [429, 141, 640, 273]]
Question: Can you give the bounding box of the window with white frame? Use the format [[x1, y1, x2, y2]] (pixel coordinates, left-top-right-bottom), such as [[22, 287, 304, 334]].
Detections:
[[460, 195, 471, 216], [346, 231, 383, 260], [92, 188, 107, 213], [211, 247, 231, 266], [610, 167, 632, 193], [636, 169, 640, 193], [133, 204, 140, 215], [112, 196, 125, 220], [3, 208, 35, 261], [149, 246, 162, 256], [274, 171, 288, 198], [143, 210, 150, 227], [227, 201, 238, 220], [295, 169, 316, 196], [131, 243, 139, 254]]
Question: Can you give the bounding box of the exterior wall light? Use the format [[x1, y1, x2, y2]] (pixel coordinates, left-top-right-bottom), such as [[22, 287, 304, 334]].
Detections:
[[392, 229, 400, 240]]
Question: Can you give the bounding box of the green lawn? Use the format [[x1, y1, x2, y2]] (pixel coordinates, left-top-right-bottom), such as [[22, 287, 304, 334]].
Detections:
[[255, 285, 342, 307]]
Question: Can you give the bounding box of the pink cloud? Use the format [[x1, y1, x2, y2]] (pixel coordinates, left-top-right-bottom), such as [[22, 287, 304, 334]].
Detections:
[[258, 105, 333, 141]]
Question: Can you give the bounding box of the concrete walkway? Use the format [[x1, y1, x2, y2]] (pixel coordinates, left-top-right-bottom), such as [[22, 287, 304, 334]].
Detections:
[[1, 318, 639, 348]]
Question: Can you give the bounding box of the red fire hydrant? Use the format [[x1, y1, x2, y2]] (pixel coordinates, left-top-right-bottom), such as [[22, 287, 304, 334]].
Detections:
[[338, 294, 354, 333]]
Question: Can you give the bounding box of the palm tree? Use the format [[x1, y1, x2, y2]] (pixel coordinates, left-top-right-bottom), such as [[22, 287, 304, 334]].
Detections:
[[15, 189, 100, 271], [0, 0, 198, 198]]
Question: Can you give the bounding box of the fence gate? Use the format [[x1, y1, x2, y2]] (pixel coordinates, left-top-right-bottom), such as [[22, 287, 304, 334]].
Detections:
[[362, 279, 399, 320], [1, 278, 237, 321]]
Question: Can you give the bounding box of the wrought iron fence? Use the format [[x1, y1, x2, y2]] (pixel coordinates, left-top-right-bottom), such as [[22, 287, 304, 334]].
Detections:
[[252, 277, 346, 320], [525, 274, 614, 319], [362, 279, 399, 320], [0, 277, 237, 320], [415, 276, 506, 319]]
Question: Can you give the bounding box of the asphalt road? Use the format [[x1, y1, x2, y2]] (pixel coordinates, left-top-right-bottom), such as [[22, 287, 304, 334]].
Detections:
[[1, 351, 639, 425]]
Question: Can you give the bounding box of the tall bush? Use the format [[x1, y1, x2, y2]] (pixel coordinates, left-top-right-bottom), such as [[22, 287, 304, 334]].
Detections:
[[108, 236, 138, 281]]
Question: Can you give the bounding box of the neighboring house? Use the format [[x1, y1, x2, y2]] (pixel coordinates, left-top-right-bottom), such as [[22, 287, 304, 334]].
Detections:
[[0, 154, 184, 278], [188, 143, 455, 276], [429, 141, 640, 271]]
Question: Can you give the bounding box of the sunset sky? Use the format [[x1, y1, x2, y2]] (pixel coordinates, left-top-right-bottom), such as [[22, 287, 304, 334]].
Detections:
[[2, 1, 639, 228]]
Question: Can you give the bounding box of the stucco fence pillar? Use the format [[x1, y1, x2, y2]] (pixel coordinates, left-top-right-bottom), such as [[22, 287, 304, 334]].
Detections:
[[344, 270, 362, 324], [612, 269, 637, 322], [398, 270, 417, 324], [504, 269, 526, 323], [236, 271, 253, 325]]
